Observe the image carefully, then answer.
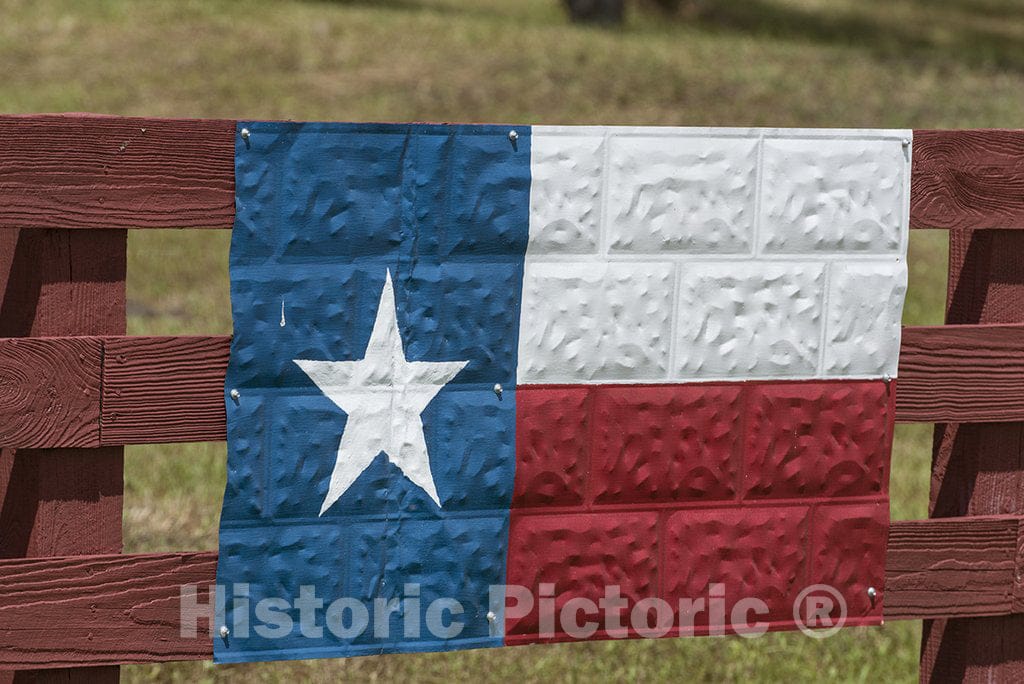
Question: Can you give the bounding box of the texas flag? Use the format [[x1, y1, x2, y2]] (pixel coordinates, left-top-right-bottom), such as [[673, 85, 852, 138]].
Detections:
[[215, 123, 908, 663]]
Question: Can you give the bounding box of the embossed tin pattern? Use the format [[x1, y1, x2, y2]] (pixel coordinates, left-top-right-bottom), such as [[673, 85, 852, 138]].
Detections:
[[520, 127, 910, 384], [218, 122, 530, 663], [217, 124, 908, 662], [506, 126, 905, 644], [505, 379, 894, 642]]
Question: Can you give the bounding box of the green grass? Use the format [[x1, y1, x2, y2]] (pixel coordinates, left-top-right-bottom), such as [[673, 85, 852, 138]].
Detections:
[[1, 0, 1015, 679]]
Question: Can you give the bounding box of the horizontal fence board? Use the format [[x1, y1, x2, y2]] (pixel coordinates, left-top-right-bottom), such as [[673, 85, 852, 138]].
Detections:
[[1, 324, 1023, 448], [0, 336, 102, 448], [911, 129, 1024, 230], [884, 516, 1020, 620], [1, 118, 1023, 232], [896, 324, 1024, 423], [102, 335, 230, 444], [0, 115, 235, 230], [0, 516, 1017, 667], [0, 551, 216, 667]]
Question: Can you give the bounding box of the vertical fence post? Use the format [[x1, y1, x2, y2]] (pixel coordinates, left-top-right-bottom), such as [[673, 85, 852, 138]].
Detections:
[[922, 228, 1024, 681], [0, 229, 126, 683]]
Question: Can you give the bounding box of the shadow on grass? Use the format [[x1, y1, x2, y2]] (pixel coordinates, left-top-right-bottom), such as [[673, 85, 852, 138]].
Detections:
[[652, 0, 1024, 73], [911, 0, 1024, 21], [300, 0, 1024, 73], [305, 0, 435, 8], [298, 0, 489, 18]]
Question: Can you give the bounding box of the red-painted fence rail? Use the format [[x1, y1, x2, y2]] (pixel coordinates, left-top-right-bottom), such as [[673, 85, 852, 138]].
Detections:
[[1, 115, 1023, 682], [0, 515, 1020, 668]]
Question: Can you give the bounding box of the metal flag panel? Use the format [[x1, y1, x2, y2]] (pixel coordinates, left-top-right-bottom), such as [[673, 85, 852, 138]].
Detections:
[[216, 123, 909, 662]]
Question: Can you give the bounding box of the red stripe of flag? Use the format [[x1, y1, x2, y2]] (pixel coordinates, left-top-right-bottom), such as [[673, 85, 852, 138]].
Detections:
[[506, 380, 892, 643]]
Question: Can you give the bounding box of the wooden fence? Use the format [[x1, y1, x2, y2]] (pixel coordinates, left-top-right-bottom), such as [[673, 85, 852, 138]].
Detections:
[[0, 116, 1023, 682]]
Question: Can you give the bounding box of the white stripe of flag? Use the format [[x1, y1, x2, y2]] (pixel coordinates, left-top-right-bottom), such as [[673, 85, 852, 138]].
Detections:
[[517, 127, 910, 385]]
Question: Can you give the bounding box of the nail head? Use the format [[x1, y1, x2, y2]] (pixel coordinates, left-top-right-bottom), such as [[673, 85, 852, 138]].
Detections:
[[486, 610, 496, 622], [240, 128, 251, 141], [230, 389, 240, 402], [219, 625, 230, 638], [508, 129, 518, 143], [493, 383, 503, 398], [867, 586, 878, 599]]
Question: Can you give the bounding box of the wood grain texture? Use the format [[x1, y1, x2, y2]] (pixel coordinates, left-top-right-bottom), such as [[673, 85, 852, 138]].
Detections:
[[0, 516, 1014, 667], [921, 228, 1024, 683], [0, 231, 126, 337], [896, 323, 1024, 423], [912, 129, 1024, 230], [946, 229, 1024, 325], [0, 338, 101, 448], [0, 121, 1022, 233], [0, 229, 126, 682], [0, 552, 216, 668], [0, 115, 235, 230], [102, 336, 229, 445], [885, 516, 1020, 620]]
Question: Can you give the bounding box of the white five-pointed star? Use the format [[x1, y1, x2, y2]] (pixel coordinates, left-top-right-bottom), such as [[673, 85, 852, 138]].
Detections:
[[294, 270, 468, 515]]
